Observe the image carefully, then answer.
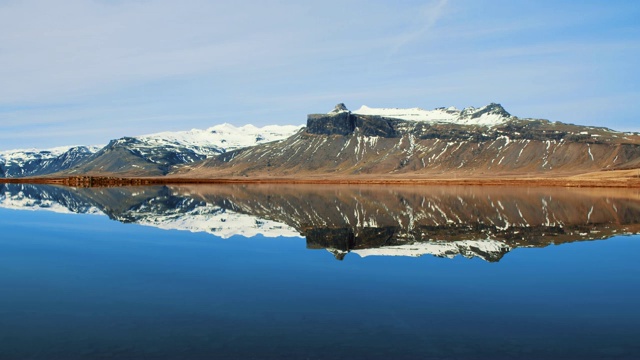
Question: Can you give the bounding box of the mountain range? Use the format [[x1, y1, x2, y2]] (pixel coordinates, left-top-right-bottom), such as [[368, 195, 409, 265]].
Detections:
[[0, 123, 301, 178], [1, 103, 639, 179]]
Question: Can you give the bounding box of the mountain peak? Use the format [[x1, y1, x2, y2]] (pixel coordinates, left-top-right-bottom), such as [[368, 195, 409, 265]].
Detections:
[[461, 102, 510, 119], [329, 103, 350, 114]]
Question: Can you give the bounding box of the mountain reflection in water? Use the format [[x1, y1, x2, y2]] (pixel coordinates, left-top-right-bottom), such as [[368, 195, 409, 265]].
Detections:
[[1, 183, 639, 262]]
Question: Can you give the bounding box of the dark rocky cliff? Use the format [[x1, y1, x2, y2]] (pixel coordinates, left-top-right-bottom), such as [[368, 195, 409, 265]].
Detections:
[[306, 107, 399, 138], [307, 112, 356, 136]]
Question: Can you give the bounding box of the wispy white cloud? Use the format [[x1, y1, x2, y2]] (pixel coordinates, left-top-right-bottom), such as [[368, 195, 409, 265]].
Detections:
[[387, 0, 449, 55]]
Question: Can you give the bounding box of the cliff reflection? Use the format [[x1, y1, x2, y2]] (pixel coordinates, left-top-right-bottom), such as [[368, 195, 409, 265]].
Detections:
[[2, 183, 639, 261]]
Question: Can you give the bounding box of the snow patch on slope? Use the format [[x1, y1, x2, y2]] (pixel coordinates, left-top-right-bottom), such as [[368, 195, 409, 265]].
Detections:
[[0, 145, 73, 158], [0, 146, 100, 166], [352, 239, 511, 261], [134, 204, 302, 239], [352, 103, 513, 126], [136, 123, 303, 157]]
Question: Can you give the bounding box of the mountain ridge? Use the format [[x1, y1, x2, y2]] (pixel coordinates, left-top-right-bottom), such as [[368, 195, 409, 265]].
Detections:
[[0, 123, 302, 178], [2, 102, 639, 179]]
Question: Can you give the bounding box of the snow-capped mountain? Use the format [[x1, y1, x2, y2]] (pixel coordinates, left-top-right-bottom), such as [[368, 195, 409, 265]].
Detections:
[[65, 123, 303, 176], [137, 123, 303, 157], [0, 146, 101, 178], [0, 123, 303, 178]]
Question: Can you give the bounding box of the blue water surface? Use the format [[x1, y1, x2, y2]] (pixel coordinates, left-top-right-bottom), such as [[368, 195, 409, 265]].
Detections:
[[0, 208, 639, 360]]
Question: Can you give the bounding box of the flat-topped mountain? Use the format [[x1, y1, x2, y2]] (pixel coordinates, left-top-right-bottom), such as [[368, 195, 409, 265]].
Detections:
[[181, 103, 640, 178]]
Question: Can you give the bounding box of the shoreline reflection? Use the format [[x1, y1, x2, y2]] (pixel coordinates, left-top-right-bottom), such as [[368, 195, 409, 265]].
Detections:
[[2, 183, 639, 261]]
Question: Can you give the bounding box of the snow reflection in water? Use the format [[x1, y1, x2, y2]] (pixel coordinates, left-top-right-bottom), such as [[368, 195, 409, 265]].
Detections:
[[2, 183, 639, 262]]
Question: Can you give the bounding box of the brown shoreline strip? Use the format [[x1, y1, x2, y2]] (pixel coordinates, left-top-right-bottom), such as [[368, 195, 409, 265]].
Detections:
[[1, 175, 640, 188]]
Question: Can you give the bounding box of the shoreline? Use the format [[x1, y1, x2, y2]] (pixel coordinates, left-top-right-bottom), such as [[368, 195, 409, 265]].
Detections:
[[1, 174, 640, 188]]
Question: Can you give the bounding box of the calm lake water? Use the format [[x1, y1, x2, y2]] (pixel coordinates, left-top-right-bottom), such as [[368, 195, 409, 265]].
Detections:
[[1, 184, 639, 359]]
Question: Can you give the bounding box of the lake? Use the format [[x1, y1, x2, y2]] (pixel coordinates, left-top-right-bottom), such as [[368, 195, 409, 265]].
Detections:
[[1, 183, 639, 359]]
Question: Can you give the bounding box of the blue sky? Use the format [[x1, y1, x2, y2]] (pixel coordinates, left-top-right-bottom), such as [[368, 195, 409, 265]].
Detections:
[[1, 0, 639, 150]]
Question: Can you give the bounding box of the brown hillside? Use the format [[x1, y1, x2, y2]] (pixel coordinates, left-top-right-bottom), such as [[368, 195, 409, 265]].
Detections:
[[176, 112, 640, 178]]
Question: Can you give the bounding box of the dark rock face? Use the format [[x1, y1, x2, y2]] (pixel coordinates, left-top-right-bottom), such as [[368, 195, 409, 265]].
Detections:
[[355, 115, 399, 138], [305, 228, 357, 252], [305, 226, 402, 260], [307, 110, 399, 138], [306, 112, 356, 136], [306, 226, 398, 250]]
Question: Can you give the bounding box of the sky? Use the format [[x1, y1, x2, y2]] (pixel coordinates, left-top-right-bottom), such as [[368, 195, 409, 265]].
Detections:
[[1, 0, 639, 151]]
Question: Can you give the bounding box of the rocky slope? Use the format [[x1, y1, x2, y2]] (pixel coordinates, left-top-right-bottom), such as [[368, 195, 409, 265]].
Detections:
[[181, 103, 640, 177]]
